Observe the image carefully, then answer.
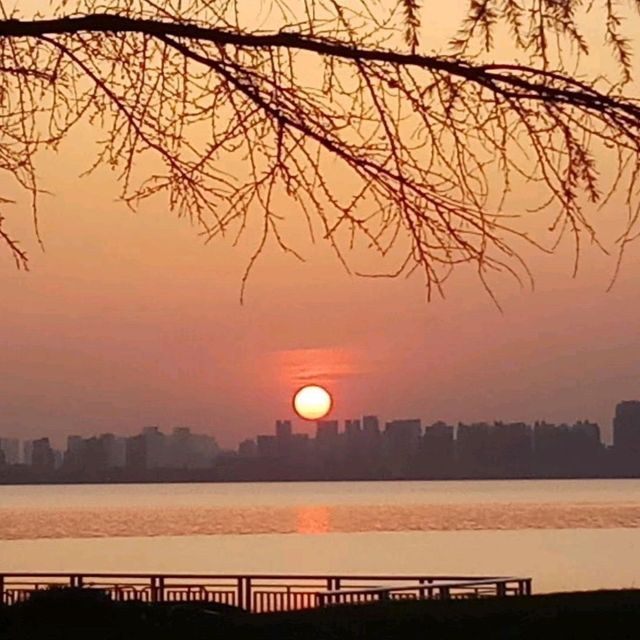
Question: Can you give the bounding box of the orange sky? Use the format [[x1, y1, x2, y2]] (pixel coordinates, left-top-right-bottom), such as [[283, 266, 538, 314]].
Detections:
[[1, 1, 639, 446]]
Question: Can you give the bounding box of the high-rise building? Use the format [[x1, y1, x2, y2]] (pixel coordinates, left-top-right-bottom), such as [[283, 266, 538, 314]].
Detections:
[[345, 419, 362, 435], [256, 435, 278, 458], [384, 419, 422, 476], [315, 420, 340, 468], [421, 422, 454, 476], [274, 420, 293, 457], [0, 438, 20, 465], [165, 427, 218, 469], [316, 420, 339, 443], [275, 420, 292, 440], [613, 401, 640, 450], [238, 438, 257, 457], [142, 426, 167, 468], [101, 433, 126, 468], [64, 435, 84, 470], [613, 401, 640, 470], [31, 438, 55, 472], [456, 422, 493, 476], [125, 434, 147, 471], [22, 440, 33, 466], [384, 419, 422, 450], [362, 415, 380, 435]]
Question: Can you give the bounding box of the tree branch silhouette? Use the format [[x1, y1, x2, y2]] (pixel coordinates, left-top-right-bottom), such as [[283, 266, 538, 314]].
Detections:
[[0, 1, 639, 298]]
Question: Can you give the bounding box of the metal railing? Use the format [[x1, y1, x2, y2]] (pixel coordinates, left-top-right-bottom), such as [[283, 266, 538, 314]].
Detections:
[[315, 577, 532, 607], [0, 572, 532, 612]]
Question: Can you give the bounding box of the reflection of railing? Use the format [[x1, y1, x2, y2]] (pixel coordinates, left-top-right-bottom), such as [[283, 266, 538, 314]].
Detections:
[[0, 573, 532, 612]]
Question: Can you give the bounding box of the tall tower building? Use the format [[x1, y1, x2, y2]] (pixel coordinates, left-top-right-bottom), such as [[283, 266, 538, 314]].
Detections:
[[362, 415, 380, 435], [275, 420, 292, 440], [613, 401, 640, 469]]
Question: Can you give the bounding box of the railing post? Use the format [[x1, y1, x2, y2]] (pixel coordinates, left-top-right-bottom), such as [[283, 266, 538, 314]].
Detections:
[[157, 576, 164, 602], [246, 577, 252, 612], [326, 578, 334, 605], [497, 581, 507, 597], [68, 575, 83, 589], [439, 586, 450, 600], [0, 575, 4, 605], [423, 578, 434, 599], [237, 577, 244, 610]]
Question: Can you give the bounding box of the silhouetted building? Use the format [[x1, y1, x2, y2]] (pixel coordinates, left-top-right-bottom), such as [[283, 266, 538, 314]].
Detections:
[[456, 422, 493, 477], [491, 422, 533, 476], [141, 426, 167, 468], [571, 421, 604, 472], [22, 440, 33, 466], [290, 433, 311, 457], [343, 419, 362, 454], [257, 435, 278, 458], [316, 420, 339, 442], [421, 421, 455, 477], [31, 438, 55, 473], [314, 420, 340, 474], [0, 438, 20, 465], [275, 420, 293, 458], [125, 434, 147, 470], [455, 421, 534, 478], [384, 419, 421, 477], [101, 433, 126, 468], [362, 415, 380, 435], [613, 401, 640, 472], [64, 433, 126, 473], [238, 438, 257, 457], [166, 427, 218, 469], [276, 420, 292, 440], [345, 419, 362, 436], [532, 421, 602, 476]]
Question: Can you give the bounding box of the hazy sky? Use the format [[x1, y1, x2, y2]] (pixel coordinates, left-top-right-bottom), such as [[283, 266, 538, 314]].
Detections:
[[1, 1, 639, 446]]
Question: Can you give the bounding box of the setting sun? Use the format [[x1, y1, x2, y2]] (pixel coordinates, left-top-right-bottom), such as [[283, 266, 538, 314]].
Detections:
[[293, 385, 333, 420]]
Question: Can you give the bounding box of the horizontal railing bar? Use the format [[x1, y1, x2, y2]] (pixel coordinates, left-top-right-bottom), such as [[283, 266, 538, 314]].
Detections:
[[319, 578, 524, 596], [0, 572, 504, 581]]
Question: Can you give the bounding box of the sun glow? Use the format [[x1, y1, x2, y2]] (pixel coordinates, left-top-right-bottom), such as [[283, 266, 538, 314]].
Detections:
[[293, 385, 333, 420]]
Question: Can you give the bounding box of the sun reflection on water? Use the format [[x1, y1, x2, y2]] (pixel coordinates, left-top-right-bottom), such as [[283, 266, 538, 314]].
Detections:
[[295, 506, 331, 534]]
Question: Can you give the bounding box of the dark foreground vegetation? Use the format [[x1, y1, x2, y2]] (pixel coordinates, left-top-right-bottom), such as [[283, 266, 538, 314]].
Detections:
[[1, 587, 640, 640]]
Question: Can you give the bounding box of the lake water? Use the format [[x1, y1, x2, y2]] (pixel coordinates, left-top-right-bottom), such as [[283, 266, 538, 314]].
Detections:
[[1, 479, 639, 593]]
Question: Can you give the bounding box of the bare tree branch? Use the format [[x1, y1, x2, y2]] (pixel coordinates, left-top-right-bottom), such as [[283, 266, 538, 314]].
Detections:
[[0, 1, 639, 298]]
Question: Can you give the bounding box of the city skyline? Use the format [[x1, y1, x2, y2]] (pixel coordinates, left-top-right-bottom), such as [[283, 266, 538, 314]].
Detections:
[[0, 397, 632, 450], [2, 400, 639, 482]]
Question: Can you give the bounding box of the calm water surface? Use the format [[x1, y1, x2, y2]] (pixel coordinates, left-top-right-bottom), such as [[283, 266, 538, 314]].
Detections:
[[1, 479, 639, 593]]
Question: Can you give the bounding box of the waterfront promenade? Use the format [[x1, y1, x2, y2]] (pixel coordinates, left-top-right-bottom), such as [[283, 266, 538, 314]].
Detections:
[[0, 572, 532, 612]]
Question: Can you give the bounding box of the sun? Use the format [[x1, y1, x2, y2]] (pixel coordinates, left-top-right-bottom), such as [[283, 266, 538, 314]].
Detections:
[[293, 385, 333, 420]]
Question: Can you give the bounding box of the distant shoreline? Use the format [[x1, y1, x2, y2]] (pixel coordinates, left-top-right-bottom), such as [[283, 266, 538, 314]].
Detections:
[[1, 473, 640, 486]]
